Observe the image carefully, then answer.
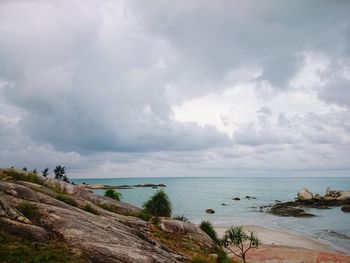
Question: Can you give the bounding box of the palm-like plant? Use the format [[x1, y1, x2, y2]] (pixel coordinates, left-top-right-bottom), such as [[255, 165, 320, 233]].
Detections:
[[143, 190, 172, 217], [54, 165, 65, 180], [42, 167, 49, 177], [222, 226, 261, 263]]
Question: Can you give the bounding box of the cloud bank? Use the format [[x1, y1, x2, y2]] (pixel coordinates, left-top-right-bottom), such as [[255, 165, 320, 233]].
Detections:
[[0, 0, 349, 177]]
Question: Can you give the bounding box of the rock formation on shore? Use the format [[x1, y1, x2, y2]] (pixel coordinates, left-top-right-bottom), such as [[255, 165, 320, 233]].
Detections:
[[0, 168, 215, 263], [265, 187, 350, 217]]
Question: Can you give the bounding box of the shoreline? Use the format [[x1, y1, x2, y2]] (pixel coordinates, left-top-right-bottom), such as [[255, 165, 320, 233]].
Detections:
[[215, 225, 350, 262], [215, 225, 342, 252]]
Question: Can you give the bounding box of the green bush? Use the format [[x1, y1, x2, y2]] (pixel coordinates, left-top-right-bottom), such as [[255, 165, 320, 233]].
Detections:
[[104, 189, 122, 201], [82, 204, 99, 215], [56, 195, 77, 207], [199, 221, 220, 245], [143, 190, 172, 217]]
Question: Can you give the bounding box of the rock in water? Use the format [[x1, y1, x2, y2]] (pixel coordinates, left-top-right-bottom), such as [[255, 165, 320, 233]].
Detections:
[[297, 188, 313, 201], [232, 197, 240, 201], [205, 209, 215, 214], [341, 205, 350, 213]]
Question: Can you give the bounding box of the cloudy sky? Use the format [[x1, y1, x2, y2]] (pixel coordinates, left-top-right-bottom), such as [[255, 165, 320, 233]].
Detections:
[[0, 0, 349, 178]]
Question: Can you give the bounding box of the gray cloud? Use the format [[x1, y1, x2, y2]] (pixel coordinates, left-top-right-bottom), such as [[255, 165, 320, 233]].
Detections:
[[0, 0, 349, 177]]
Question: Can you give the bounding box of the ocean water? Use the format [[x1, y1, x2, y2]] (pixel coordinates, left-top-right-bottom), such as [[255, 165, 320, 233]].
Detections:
[[72, 177, 350, 252]]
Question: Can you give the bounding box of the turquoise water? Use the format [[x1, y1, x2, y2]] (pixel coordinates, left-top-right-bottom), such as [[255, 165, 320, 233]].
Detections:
[[72, 177, 350, 252]]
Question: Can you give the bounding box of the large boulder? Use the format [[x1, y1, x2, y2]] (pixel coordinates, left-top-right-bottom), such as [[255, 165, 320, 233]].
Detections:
[[160, 219, 214, 250], [337, 191, 350, 201], [297, 188, 313, 201], [269, 204, 316, 217]]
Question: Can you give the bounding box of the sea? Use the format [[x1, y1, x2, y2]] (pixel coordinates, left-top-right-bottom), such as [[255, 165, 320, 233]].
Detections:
[[72, 177, 350, 253]]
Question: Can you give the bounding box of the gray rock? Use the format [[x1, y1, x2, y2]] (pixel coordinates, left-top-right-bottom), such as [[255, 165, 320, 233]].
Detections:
[[338, 191, 350, 201], [297, 187, 313, 201], [205, 209, 215, 214], [159, 219, 214, 249], [341, 205, 350, 213]]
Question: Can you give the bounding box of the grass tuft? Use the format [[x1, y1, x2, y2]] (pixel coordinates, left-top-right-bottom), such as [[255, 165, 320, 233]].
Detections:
[[56, 195, 77, 207], [82, 204, 99, 215], [17, 201, 41, 225]]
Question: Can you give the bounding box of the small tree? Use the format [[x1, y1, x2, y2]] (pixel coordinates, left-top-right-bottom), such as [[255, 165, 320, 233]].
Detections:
[[143, 190, 172, 217], [42, 168, 49, 177], [222, 226, 261, 263], [54, 165, 65, 181], [104, 189, 122, 201], [32, 169, 37, 174], [22, 167, 27, 171]]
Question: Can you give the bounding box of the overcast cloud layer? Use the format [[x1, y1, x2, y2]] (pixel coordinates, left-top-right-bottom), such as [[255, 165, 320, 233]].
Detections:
[[0, 0, 349, 178]]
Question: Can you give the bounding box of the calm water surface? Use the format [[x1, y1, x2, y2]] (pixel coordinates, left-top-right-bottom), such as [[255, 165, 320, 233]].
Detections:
[[72, 177, 350, 252]]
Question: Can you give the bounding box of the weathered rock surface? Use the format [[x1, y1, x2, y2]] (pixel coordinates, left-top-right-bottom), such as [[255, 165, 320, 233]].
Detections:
[[160, 219, 214, 248], [0, 180, 180, 263], [0, 169, 214, 263], [338, 191, 350, 201], [40, 177, 141, 216], [297, 187, 313, 201]]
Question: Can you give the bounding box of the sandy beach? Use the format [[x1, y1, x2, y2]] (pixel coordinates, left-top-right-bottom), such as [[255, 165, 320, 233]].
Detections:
[[215, 225, 350, 263]]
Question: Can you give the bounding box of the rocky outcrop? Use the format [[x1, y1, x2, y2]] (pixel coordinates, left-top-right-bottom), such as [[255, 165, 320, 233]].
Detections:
[[0, 169, 215, 263], [297, 187, 350, 203], [264, 187, 350, 217], [268, 202, 316, 217], [0, 180, 180, 263], [297, 188, 313, 201]]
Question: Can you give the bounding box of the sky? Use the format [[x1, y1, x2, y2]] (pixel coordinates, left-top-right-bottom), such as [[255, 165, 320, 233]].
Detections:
[[0, 0, 349, 178]]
